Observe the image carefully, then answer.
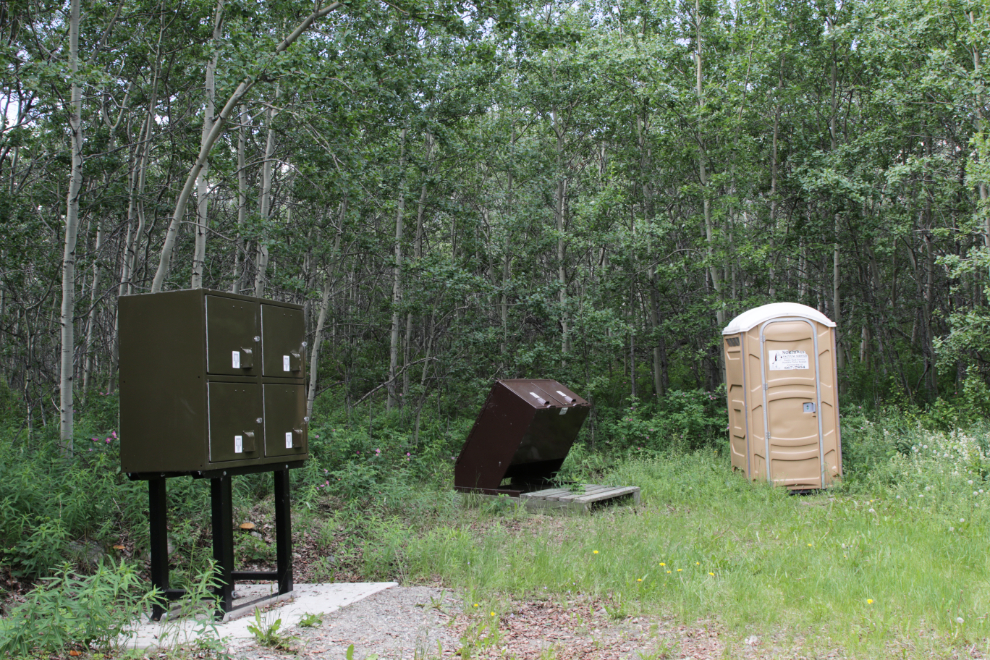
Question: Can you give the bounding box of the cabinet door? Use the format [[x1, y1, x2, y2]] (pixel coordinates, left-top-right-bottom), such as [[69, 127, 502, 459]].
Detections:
[[263, 384, 308, 457], [208, 383, 263, 462], [762, 320, 822, 488], [206, 296, 260, 375], [261, 304, 305, 377]]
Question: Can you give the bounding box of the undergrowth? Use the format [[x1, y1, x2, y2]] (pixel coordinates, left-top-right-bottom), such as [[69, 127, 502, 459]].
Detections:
[[1, 387, 990, 658]]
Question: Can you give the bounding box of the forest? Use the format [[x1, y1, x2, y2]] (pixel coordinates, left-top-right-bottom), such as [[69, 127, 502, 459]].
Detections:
[[2, 0, 989, 442], [1, 0, 990, 657]]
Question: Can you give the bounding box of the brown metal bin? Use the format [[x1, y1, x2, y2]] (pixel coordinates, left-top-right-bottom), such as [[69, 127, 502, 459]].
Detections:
[[454, 379, 591, 496]]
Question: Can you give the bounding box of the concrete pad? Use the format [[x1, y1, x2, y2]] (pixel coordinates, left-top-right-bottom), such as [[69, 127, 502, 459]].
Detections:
[[123, 582, 397, 650]]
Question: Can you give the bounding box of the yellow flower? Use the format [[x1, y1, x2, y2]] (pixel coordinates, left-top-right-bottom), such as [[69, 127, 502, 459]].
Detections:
[[666, 571, 671, 574], [659, 562, 665, 566], [474, 603, 479, 607], [491, 612, 496, 617], [695, 562, 700, 566], [677, 569, 682, 572], [593, 550, 599, 555], [807, 543, 812, 547], [867, 599, 873, 605], [637, 578, 642, 582], [708, 572, 715, 576]]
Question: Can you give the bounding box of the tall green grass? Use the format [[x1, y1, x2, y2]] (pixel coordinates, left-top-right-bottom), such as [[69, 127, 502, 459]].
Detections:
[[368, 421, 990, 657]]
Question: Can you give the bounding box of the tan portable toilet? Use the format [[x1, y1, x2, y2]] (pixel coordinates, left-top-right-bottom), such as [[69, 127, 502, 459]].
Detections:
[[722, 303, 842, 489]]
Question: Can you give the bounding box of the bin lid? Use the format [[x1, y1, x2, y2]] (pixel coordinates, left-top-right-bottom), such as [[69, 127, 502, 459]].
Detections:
[[722, 302, 835, 335]]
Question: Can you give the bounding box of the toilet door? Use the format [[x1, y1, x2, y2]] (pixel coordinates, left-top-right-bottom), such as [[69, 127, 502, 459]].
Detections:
[[760, 319, 824, 488]]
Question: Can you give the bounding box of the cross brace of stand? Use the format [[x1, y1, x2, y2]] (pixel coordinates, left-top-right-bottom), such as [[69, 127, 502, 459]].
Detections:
[[147, 469, 293, 620]]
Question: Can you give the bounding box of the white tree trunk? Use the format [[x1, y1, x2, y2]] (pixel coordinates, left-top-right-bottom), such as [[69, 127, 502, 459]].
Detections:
[[82, 219, 103, 398], [254, 100, 278, 297], [233, 104, 249, 292], [306, 199, 346, 418], [388, 128, 408, 411], [60, 0, 83, 452], [696, 0, 723, 327], [192, 2, 223, 289], [151, 2, 342, 293]]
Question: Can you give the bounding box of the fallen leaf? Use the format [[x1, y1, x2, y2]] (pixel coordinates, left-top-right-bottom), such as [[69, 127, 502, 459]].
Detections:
[[239, 522, 256, 530]]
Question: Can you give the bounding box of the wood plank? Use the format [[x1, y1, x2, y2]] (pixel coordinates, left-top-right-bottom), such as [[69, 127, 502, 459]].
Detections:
[[572, 486, 640, 504], [520, 488, 570, 500], [555, 485, 613, 502]]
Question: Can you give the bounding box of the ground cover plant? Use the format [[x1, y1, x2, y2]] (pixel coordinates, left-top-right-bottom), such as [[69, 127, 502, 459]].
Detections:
[[1, 390, 990, 658]]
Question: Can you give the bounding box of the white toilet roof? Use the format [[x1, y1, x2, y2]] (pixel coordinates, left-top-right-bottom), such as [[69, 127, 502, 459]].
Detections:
[[722, 302, 835, 335]]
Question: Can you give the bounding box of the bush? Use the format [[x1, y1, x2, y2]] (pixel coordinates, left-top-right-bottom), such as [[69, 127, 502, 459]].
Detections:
[[596, 388, 727, 453], [0, 560, 156, 656]]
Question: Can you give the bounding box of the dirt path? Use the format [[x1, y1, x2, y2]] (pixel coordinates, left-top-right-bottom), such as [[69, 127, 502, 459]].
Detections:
[[230, 586, 728, 660]]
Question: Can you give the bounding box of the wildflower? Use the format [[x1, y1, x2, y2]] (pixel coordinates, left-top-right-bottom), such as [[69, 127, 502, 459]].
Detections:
[[968, 480, 974, 485], [666, 571, 671, 574], [637, 578, 642, 582], [112, 431, 117, 438], [593, 550, 599, 554], [957, 617, 964, 624], [106, 438, 112, 444], [960, 518, 965, 523], [491, 612, 496, 617], [659, 562, 665, 566], [677, 569, 682, 572], [474, 603, 479, 608], [950, 527, 955, 532], [695, 562, 700, 565], [867, 599, 873, 605], [868, 508, 875, 513], [708, 572, 714, 576]]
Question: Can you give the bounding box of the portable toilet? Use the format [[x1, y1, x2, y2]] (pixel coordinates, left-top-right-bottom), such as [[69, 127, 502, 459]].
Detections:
[[722, 303, 842, 489]]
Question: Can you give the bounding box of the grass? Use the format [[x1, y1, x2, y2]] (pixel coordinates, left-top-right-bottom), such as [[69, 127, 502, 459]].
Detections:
[[367, 442, 990, 657], [4, 394, 990, 658]]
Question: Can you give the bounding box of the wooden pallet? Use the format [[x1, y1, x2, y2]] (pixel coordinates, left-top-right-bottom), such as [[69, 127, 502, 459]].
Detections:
[[518, 484, 641, 513]]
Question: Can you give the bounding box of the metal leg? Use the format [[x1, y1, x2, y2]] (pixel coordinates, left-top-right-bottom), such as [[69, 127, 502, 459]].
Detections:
[[274, 469, 293, 595], [149, 478, 169, 621], [211, 475, 234, 618]]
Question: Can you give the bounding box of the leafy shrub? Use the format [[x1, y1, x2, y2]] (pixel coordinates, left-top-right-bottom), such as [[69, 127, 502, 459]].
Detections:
[[0, 560, 156, 656], [597, 388, 727, 453]]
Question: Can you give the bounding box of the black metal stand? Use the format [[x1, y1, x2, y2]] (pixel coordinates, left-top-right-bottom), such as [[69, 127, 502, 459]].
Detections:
[[146, 468, 294, 621], [148, 478, 169, 621], [211, 474, 234, 617]]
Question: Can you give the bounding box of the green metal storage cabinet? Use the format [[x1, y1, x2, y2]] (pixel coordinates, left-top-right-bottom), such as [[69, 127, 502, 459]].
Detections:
[[119, 289, 309, 475]]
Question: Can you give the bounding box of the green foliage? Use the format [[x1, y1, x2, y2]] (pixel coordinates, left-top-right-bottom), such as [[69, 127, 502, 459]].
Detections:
[[297, 612, 323, 628], [595, 389, 727, 454], [246, 607, 297, 651], [0, 425, 146, 578], [154, 561, 230, 657], [0, 560, 156, 656]]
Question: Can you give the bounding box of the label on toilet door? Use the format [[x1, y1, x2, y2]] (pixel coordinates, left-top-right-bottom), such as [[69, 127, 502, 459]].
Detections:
[[768, 350, 809, 370]]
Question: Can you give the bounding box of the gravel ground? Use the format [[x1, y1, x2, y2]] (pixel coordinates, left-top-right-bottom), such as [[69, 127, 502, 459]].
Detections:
[[228, 586, 729, 660], [232, 586, 461, 660]]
